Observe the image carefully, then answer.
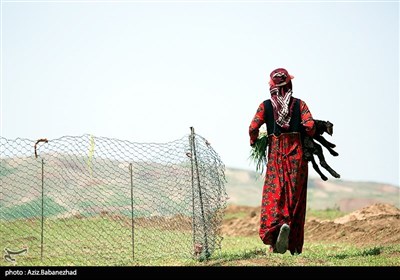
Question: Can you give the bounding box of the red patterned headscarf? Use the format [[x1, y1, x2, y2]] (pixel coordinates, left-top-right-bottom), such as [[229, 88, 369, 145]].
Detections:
[[269, 68, 295, 129]]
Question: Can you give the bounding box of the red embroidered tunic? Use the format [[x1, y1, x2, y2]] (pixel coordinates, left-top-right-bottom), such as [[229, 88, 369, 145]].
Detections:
[[249, 98, 315, 254]]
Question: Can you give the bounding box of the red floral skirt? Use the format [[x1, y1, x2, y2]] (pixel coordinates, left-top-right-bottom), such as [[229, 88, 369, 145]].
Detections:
[[259, 132, 308, 254]]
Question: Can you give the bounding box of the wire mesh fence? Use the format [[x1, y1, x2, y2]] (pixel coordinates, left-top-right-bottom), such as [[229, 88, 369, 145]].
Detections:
[[0, 128, 228, 265]]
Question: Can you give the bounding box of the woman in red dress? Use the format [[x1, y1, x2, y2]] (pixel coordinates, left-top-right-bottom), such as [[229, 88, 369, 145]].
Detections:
[[249, 68, 315, 255]]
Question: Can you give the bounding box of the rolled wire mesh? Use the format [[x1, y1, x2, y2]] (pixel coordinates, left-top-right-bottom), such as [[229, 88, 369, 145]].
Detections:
[[0, 131, 228, 265]]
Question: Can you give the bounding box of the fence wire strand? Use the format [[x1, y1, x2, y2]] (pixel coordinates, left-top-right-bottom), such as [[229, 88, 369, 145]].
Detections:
[[0, 131, 228, 265]]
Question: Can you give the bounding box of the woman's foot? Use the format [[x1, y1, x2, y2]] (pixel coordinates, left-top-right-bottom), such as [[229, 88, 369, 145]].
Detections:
[[275, 223, 290, 254]]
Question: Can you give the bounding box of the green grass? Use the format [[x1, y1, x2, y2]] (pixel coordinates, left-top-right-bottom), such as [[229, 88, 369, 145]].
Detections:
[[0, 216, 194, 266], [1, 217, 399, 266], [203, 237, 400, 266]]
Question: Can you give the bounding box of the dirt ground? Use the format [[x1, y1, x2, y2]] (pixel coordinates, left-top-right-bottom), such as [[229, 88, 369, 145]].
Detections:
[[221, 203, 400, 246]]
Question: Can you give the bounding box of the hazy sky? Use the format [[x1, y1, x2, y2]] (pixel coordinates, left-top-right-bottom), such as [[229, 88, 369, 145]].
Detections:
[[1, 1, 399, 186]]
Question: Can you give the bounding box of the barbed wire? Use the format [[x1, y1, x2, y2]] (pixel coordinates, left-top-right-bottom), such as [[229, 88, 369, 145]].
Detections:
[[0, 128, 228, 265]]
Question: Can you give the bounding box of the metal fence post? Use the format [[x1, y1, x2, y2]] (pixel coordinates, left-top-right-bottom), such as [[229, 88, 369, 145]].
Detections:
[[129, 163, 135, 260], [40, 158, 44, 261], [189, 130, 196, 257], [189, 127, 209, 259]]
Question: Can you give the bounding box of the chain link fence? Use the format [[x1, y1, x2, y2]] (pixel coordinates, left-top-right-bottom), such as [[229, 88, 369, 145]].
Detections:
[[0, 128, 228, 265]]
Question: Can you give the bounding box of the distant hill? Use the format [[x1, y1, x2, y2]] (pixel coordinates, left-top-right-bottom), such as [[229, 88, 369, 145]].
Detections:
[[224, 167, 399, 212], [1, 153, 398, 217]]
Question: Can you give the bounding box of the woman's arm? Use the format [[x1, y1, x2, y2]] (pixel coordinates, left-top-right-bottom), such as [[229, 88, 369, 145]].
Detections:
[[249, 102, 266, 146], [300, 100, 316, 137]]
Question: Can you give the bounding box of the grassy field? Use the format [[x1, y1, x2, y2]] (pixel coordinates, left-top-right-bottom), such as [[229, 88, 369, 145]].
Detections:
[[3, 233, 399, 266], [1, 209, 399, 266], [201, 237, 400, 266], [0, 216, 194, 266]]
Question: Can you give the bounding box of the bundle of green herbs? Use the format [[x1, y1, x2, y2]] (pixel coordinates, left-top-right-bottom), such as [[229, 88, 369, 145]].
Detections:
[[249, 131, 268, 174]]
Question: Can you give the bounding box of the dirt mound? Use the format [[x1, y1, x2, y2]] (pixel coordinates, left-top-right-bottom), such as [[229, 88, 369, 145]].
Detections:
[[333, 203, 400, 224], [222, 203, 400, 246], [306, 203, 400, 245], [221, 205, 260, 237]]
